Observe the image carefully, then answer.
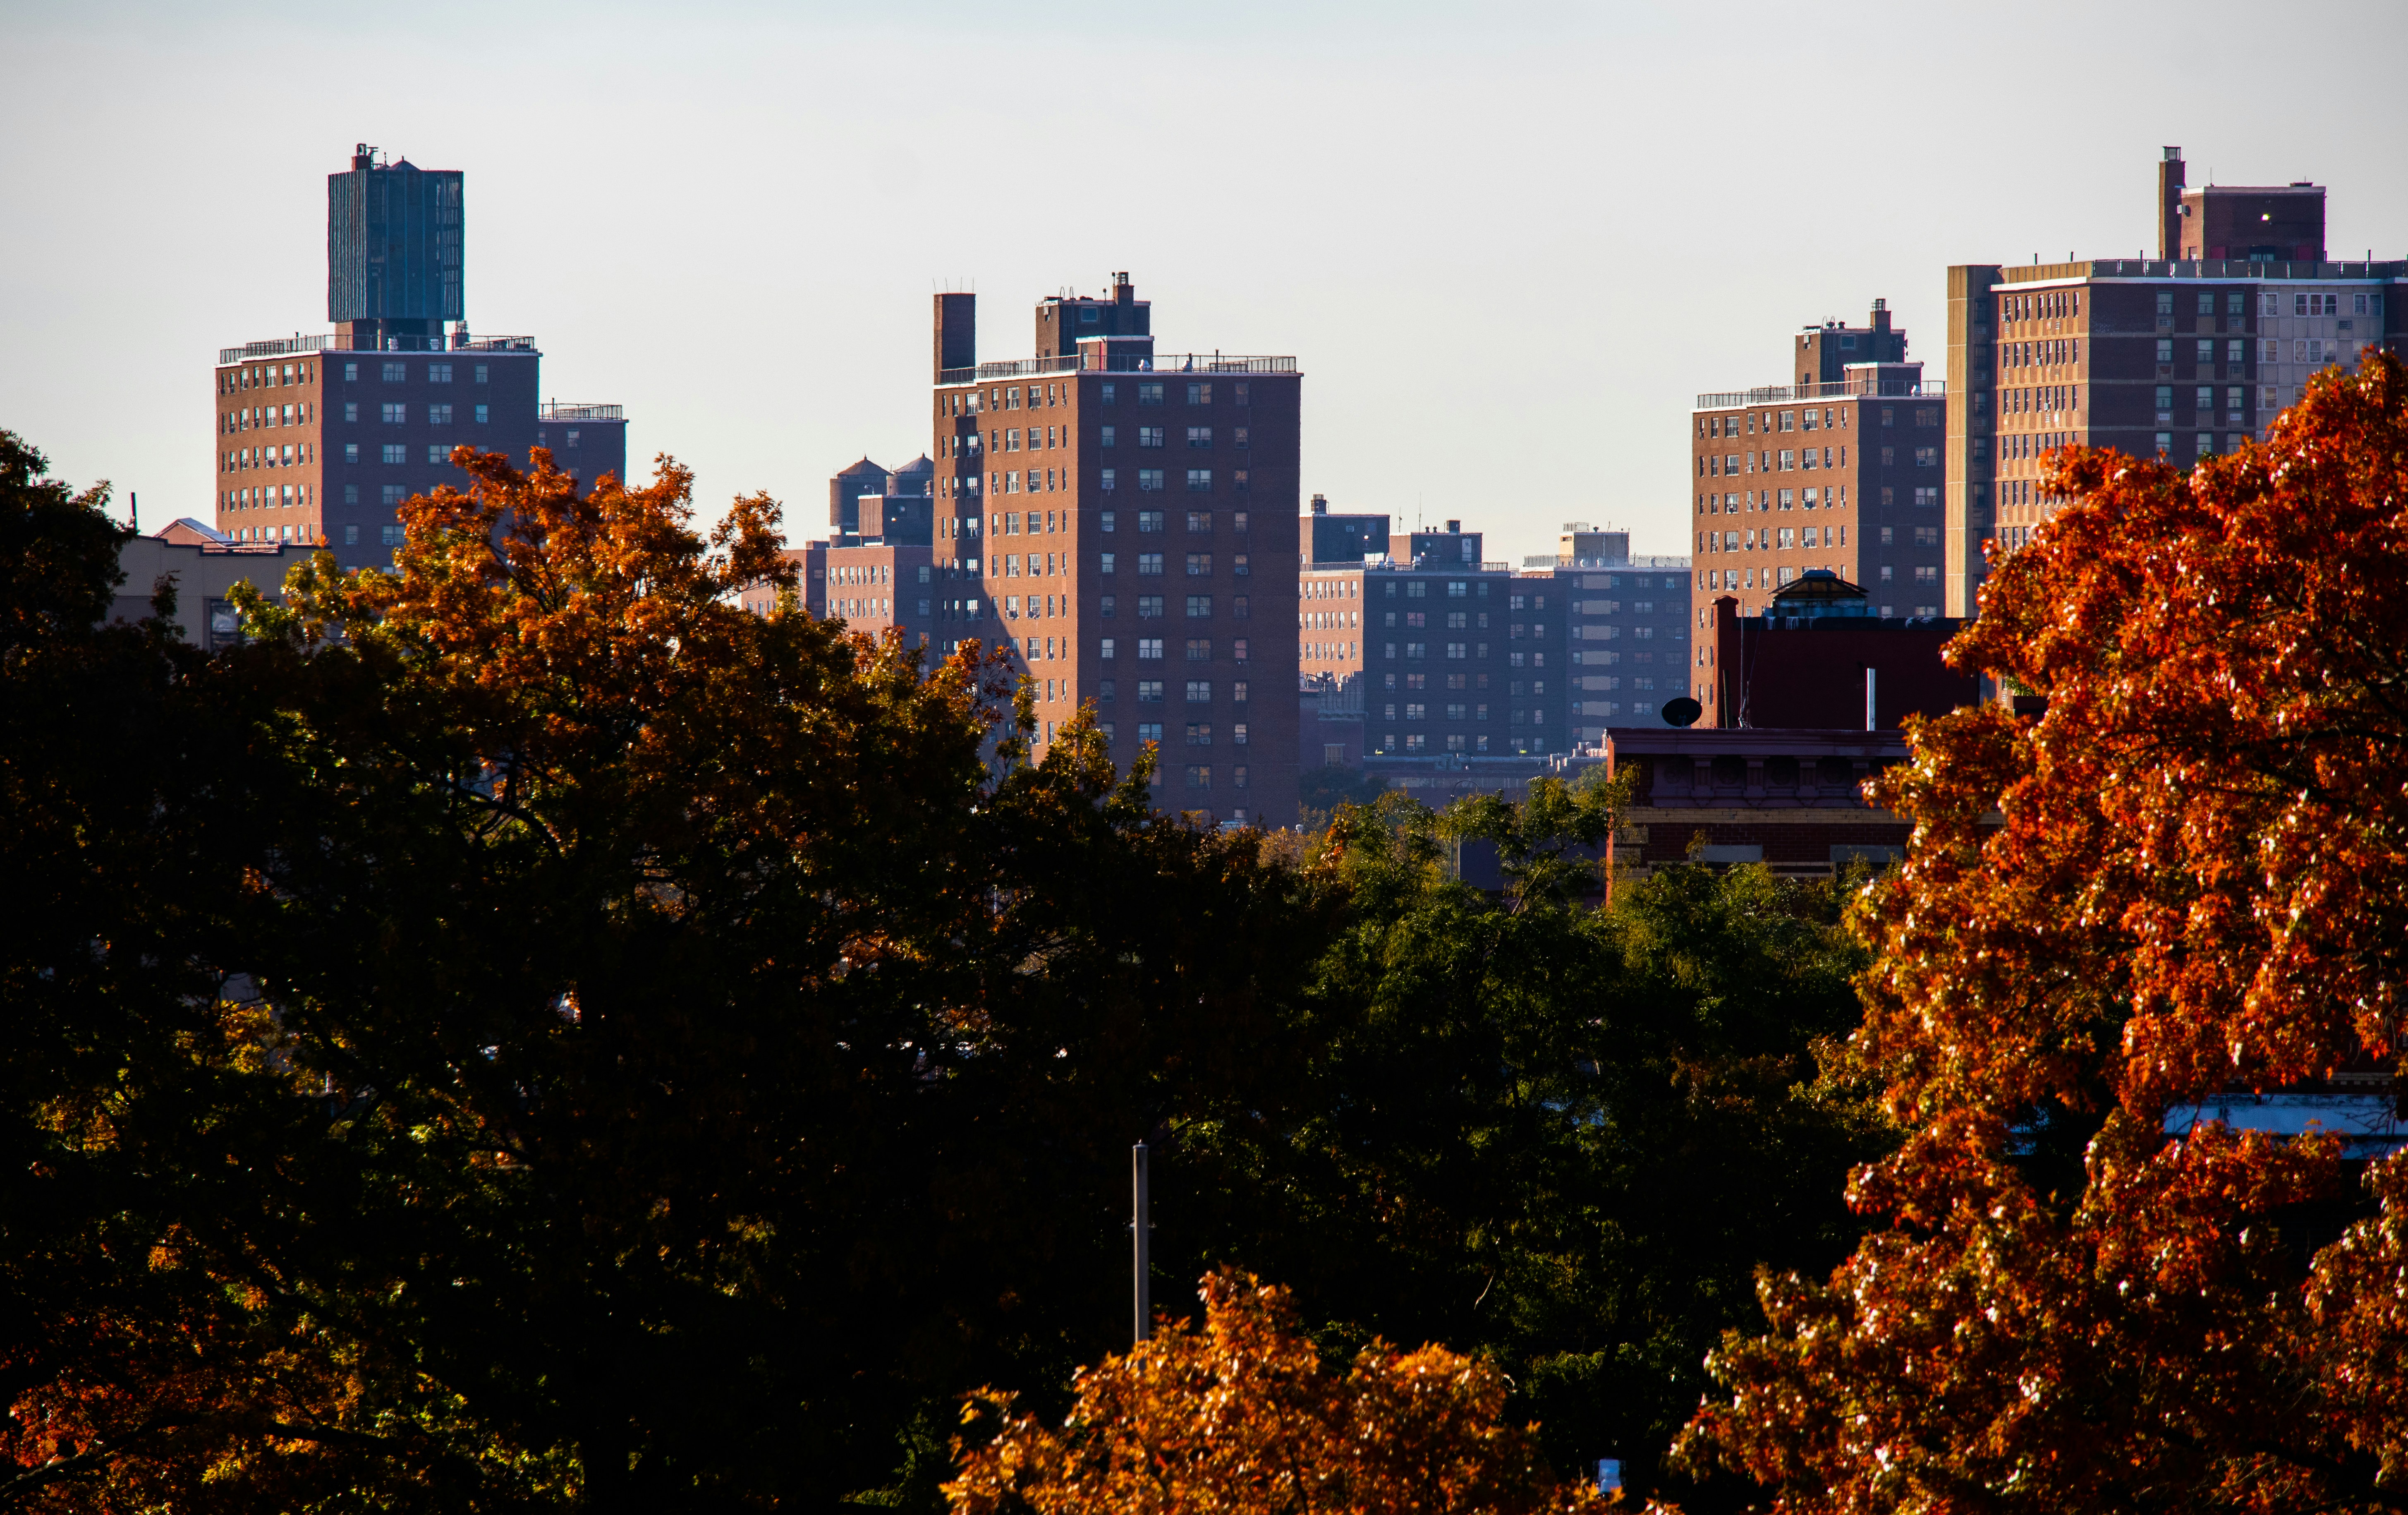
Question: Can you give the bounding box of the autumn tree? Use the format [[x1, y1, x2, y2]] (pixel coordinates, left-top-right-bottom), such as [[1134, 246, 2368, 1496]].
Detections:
[[946, 1270, 1610, 1515], [1677, 354, 2408, 1513], [2, 443, 1338, 1511]]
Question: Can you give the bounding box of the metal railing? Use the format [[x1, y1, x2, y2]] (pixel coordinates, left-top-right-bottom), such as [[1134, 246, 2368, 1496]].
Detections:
[[1525, 554, 1693, 570], [1695, 378, 1946, 410], [2001, 256, 2403, 285], [219, 334, 333, 364], [218, 331, 539, 364], [539, 402, 624, 421], [937, 352, 1297, 386]]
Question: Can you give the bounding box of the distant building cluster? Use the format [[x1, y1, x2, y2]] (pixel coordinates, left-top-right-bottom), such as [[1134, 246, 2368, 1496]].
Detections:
[[132, 141, 2408, 849]]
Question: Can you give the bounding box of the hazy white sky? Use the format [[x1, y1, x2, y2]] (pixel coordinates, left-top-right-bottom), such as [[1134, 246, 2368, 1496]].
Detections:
[[6, 0, 2404, 562]]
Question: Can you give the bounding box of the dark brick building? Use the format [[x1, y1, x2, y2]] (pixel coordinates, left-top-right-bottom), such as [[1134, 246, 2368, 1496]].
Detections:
[[925, 276, 1302, 827], [1943, 146, 2408, 615], [1696, 573, 1978, 730]]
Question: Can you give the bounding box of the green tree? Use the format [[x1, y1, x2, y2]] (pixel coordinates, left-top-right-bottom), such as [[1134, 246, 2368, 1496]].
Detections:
[[1162, 789, 1888, 1508]]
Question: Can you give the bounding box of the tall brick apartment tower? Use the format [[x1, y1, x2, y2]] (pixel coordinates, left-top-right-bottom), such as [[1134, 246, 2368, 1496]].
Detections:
[[924, 277, 1302, 828], [1687, 299, 1951, 647], [211, 145, 623, 567], [1943, 147, 2408, 615]]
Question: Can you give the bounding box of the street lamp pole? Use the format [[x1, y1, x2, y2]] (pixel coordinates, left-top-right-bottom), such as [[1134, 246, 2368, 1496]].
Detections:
[[1132, 1141, 1151, 1344]]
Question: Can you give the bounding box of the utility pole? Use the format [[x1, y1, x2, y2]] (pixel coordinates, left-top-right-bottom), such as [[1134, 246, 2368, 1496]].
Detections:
[[1132, 1141, 1151, 1344]]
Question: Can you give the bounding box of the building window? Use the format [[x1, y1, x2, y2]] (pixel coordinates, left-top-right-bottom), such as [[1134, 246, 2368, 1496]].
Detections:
[[1138, 554, 1164, 577], [1186, 723, 1212, 746], [381, 403, 406, 424], [1138, 383, 1163, 405], [345, 443, 361, 464], [474, 404, 489, 424], [1138, 595, 1163, 618], [1185, 764, 1211, 790], [1186, 554, 1212, 576], [1187, 427, 1212, 447], [1138, 680, 1164, 702], [1187, 383, 1211, 405], [1139, 427, 1165, 448], [1186, 679, 1212, 702], [381, 525, 405, 545], [381, 362, 406, 382], [1101, 638, 1117, 660], [1186, 640, 1211, 662], [1187, 594, 1212, 617], [1101, 551, 1117, 575], [1915, 448, 1937, 467], [1137, 722, 1162, 744], [1139, 470, 1165, 492], [381, 484, 407, 505], [1101, 425, 1117, 448], [428, 363, 453, 383], [1186, 469, 1211, 491], [1139, 638, 1164, 660], [381, 443, 407, 464], [473, 365, 488, 384], [427, 445, 450, 465]]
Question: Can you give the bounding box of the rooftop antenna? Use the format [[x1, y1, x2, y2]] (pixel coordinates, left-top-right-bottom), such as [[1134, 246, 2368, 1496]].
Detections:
[[129, 491, 138, 532]]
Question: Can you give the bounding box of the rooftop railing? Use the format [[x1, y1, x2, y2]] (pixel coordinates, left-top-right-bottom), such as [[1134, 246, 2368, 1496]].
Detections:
[[219, 334, 333, 364], [1695, 378, 1945, 410], [937, 352, 1297, 385], [218, 331, 539, 364], [1524, 554, 1693, 570], [539, 402, 625, 421], [2000, 256, 2406, 285]]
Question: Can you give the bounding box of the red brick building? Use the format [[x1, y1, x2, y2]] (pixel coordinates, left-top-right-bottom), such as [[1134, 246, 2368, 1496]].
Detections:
[[925, 276, 1302, 827], [1690, 300, 1951, 640], [1943, 147, 2408, 615]]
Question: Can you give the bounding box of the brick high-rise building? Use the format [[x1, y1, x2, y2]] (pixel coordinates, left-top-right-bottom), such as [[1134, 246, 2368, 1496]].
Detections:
[[211, 145, 622, 568], [1688, 300, 1952, 663], [925, 276, 1302, 827], [1944, 147, 2408, 615]]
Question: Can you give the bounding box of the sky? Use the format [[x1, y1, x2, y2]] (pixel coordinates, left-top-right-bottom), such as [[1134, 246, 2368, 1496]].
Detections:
[[5, 0, 2405, 563]]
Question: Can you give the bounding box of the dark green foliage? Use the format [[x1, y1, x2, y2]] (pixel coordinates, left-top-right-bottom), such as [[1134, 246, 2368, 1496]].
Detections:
[[1163, 792, 1889, 1509]]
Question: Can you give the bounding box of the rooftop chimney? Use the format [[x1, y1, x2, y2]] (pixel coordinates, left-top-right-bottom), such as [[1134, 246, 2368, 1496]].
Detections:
[[1311, 494, 1327, 515], [1870, 297, 1891, 333], [1444, 519, 1460, 533], [1113, 272, 1134, 307], [2159, 147, 2186, 259]]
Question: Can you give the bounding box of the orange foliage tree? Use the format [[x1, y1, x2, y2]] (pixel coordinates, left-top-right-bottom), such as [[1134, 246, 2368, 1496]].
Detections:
[[1675, 355, 2408, 1512], [948, 1271, 1611, 1515]]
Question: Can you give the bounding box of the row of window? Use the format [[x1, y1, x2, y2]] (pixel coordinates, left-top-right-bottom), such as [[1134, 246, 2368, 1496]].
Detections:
[[1096, 469, 1244, 492], [1376, 641, 1544, 664], [223, 444, 311, 470], [941, 379, 1253, 416], [223, 404, 310, 431], [1702, 525, 1851, 552], [1098, 426, 1249, 449], [1098, 510, 1242, 533], [1697, 485, 1870, 513], [1099, 640, 1250, 662], [224, 361, 314, 391], [1699, 445, 1867, 476], [1699, 405, 1940, 440], [1098, 553, 1249, 576]]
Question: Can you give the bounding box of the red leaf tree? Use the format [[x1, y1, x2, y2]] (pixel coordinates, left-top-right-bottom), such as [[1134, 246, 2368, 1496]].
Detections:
[[1675, 355, 2408, 1513]]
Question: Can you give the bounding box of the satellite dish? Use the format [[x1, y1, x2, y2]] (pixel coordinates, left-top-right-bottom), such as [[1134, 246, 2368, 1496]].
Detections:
[[1662, 696, 1703, 728]]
